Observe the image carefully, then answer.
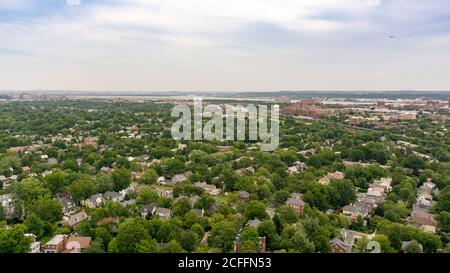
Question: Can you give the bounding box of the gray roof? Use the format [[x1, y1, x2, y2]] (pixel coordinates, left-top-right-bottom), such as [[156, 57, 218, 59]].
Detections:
[[67, 211, 89, 226], [59, 196, 78, 208], [286, 197, 305, 206], [247, 218, 262, 228], [0, 194, 13, 205], [103, 191, 122, 199], [155, 207, 172, 216], [140, 204, 156, 213], [87, 194, 105, 205], [121, 200, 136, 206]]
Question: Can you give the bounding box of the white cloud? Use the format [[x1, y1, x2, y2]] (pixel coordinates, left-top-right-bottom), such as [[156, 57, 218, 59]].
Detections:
[[0, 0, 449, 91]]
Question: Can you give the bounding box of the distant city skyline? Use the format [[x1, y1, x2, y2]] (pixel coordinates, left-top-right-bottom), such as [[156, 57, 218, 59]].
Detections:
[[1, 0, 450, 91]]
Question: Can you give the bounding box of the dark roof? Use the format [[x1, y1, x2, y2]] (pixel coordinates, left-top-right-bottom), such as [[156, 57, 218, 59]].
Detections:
[[286, 197, 305, 206], [140, 204, 156, 213]]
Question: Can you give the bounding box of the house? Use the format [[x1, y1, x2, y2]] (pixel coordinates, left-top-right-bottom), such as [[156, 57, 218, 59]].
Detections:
[[337, 228, 376, 253], [140, 204, 157, 219], [342, 203, 372, 219], [40, 155, 49, 162], [0, 175, 9, 188], [172, 174, 187, 184], [59, 196, 79, 216], [194, 182, 221, 196], [188, 195, 200, 207], [64, 236, 92, 253], [216, 146, 231, 152], [0, 193, 14, 218], [119, 183, 139, 198], [266, 207, 275, 219], [65, 210, 89, 227], [288, 166, 300, 175], [120, 200, 136, 207], [103, 191, 124, 203], [156, 189, 173, 198], [285, 193, 305, 214], [84, 194, 105, 208], [237, 191, 250, 202], [409, 211, 437, 233], [29, 242, 41, 253], [0, 193, 13, 207], [247, 218, 262, 229], [131, 172, 142, 180], [330, 238, 352, 253], [48, 158, 58, 165], [372, 177, 393, 192], [83, 137, 98, 147], [41, 170, 53, 177], [100, 167, 112, 174], [319, 171, 344, 185], [155, 207, 172, 220], [42, 235, 66, 253]]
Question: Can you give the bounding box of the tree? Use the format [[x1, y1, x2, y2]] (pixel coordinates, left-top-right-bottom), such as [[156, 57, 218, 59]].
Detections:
[[190, 223, 205, 238], [208, 221, 238, 251], [403, 240, 423, 253], [140, 169, 158, 185], [95, 173, 114, 193], [24, 213, 45, 238], [434, 190, 450, 213], [381, 201, 409, 223], [402, 155, 426, 174], [194, 195, 215, 211], [84, 240, 106, 253], [0, 205, 5, 221], [437, 211, 450, 233], [161, 240, 186, 253], [303, 186, 330, 211], [95, 226, 113, 250], [115, 218, 151, 253], [302, 217, 331, 253], [13, 178, 50, 202], [240, 227, 262, 253], [136, 186, 159, 205], [136, 239, 158, 253], [276, 206, 298, 225], [257, 220, 279, 250], [112, 168, 132, 191], [329, 180, 356, 208], [273, 190, 290, 206], [172, 197, 192, 217], [26, 197, 63, 223], [180, 230, 199, 252], [372, 235, 396, 253], [244, 200, 269, 222], [44, 170, 69, 194], [0, 224, 32, 253], [240, 240, 260, 253], [280, 224, 315, 253], [68, 178, 95, 202]]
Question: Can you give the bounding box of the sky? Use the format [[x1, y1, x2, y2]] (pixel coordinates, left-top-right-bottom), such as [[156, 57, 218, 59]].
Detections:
[[1, 0, 450, 92]]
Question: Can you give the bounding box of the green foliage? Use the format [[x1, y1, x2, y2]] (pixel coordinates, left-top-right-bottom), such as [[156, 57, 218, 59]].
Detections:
[[208, 221, 238, 251], [112, 168, 132, 191], [140, 169, 158, 185], [115, 218, 151, 253], [0, 224, 32, 253], [244, 200, 269, 222]]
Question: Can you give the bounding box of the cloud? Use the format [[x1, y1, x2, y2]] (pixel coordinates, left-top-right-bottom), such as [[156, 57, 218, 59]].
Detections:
[[0, 0, 450, 91]]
